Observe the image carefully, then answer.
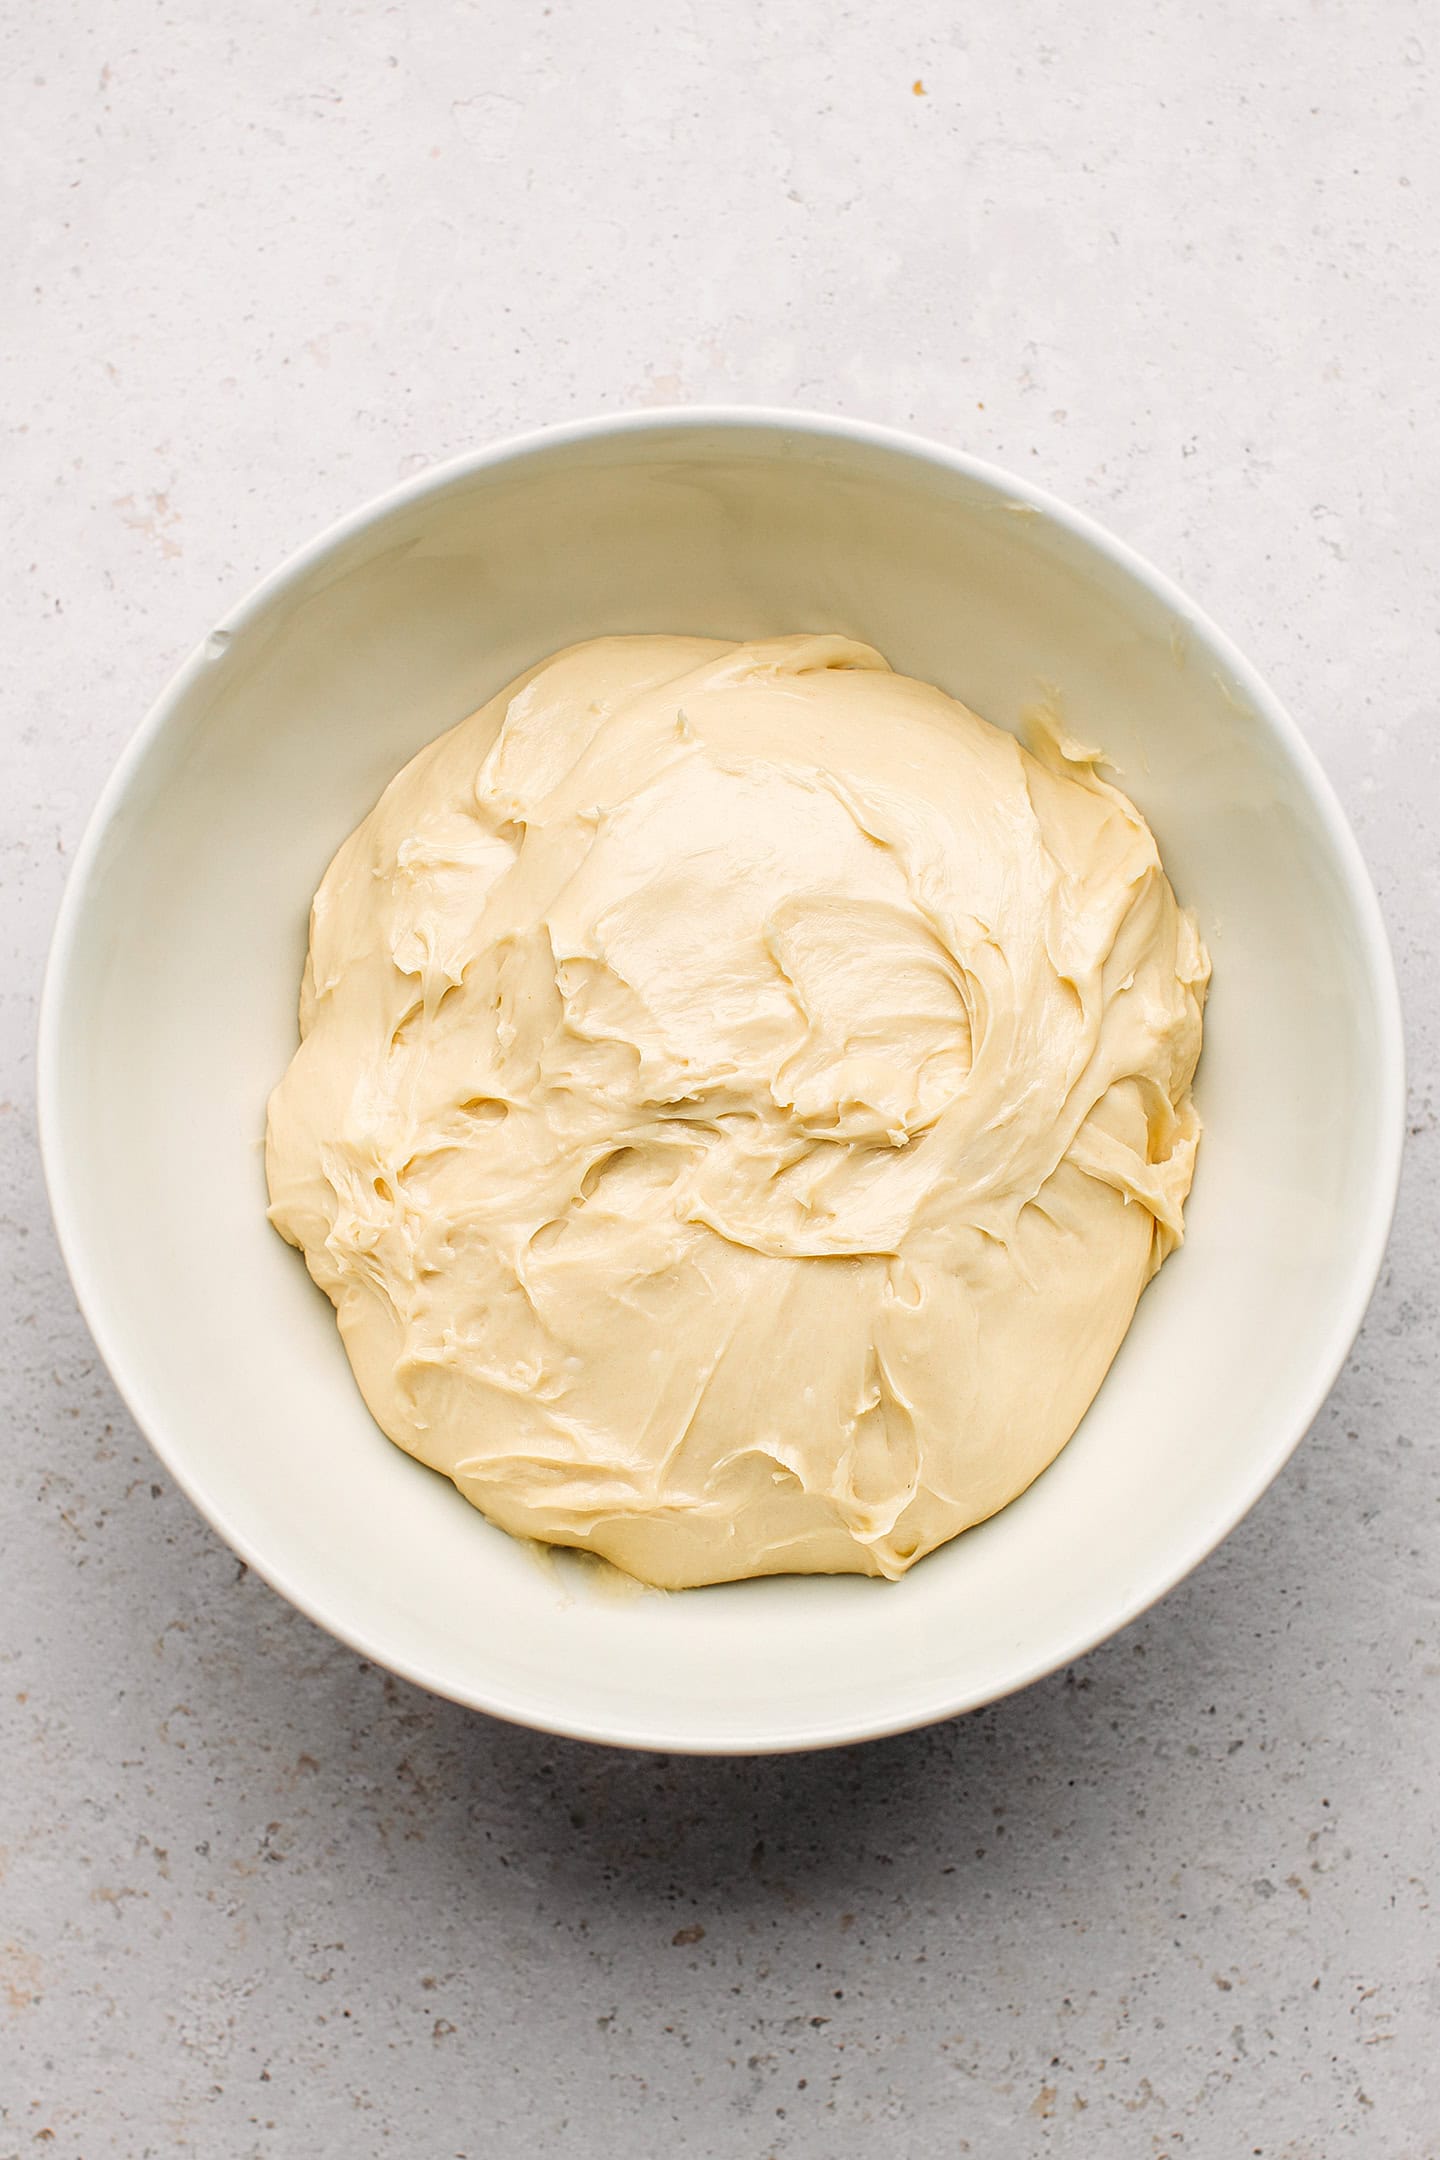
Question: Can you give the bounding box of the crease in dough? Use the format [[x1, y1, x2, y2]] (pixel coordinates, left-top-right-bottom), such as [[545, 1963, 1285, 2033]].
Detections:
[[266, 634, 1208, 1589]]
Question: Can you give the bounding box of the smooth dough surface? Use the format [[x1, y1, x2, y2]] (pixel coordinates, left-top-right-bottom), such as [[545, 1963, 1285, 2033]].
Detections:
[[266, 634, 1208, 1588]]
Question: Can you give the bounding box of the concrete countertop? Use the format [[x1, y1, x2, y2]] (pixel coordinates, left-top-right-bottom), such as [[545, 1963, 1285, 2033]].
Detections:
[[4, 2, 1436, 2153]]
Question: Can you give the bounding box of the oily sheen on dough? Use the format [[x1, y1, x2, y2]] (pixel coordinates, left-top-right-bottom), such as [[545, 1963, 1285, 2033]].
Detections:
[[266, 634, 1208, 1589]]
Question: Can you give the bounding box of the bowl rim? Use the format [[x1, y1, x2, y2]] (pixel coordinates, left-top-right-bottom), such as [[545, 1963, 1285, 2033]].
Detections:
[[37, 405, 1407, 1754]]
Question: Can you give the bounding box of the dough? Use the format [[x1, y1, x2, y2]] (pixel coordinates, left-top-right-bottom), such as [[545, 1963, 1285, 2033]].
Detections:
[[266, 634, 1207, 1588]]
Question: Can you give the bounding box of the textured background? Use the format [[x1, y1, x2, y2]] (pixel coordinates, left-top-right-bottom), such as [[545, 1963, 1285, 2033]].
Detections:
[[3, 2, 1438, 2154]]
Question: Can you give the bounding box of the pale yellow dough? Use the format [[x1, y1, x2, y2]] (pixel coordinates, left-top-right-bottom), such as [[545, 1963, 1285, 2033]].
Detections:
[[266, 635, 1207, 1588]]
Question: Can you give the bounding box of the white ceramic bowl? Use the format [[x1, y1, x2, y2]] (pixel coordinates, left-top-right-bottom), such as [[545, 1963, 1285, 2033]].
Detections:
[[40, 411, 1404, 1753]]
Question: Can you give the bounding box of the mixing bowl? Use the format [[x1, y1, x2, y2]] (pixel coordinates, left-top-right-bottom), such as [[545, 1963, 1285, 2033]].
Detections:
[[39, 411, 1404, 1752]]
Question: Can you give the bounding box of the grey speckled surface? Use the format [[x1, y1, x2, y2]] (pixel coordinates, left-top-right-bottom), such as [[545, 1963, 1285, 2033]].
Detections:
[[3, 2, 1438, 2154]]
